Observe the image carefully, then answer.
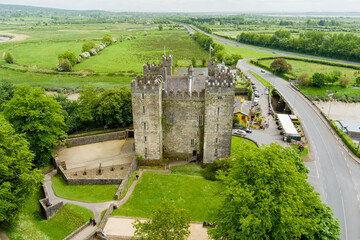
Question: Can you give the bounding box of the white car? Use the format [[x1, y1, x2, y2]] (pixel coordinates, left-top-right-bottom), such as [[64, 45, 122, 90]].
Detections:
[[253, 97, 259, 105], [261, 69, 266, 73], [234, 130, 246, 136]]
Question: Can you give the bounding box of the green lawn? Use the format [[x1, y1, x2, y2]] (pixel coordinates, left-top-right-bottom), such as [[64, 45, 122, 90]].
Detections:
[[118, 171, 139, 201], [299, 85, 360, 102], [291, 143, 309, 157], [51, 175, 119, 202], [221, 43, 275, 59], [112, 172, 223, 221], [1, 189, 92, 240], [170, 164, 203, 176], [249, 70, 272, 87], [231, 136, 258, 157]]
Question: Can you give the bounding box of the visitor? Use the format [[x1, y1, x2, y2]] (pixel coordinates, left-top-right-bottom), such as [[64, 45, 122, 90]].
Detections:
[[90, 217, 93, 224], [93, 219, 96, 226], [136, 174, 139, 180]]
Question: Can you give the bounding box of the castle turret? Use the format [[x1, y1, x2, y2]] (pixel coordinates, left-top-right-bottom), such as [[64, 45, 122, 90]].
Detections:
[[208, 59, 218, 76], [163, 54, 173, 76], [188, 63, 194, 77]]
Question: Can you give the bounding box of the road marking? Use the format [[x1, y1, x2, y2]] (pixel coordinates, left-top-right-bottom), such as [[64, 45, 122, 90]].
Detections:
[[341, 196, 348, 240]]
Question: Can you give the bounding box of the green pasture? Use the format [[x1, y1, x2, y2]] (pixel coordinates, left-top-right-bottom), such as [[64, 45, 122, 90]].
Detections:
[[1, 189, 92, 240], [112, 171, 223, 221], [221, 43, 275, 59], [231, 136, 258, 157], [51, 175, 119, 202]]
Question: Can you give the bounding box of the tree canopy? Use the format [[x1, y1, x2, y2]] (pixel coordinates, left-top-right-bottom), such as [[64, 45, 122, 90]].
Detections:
[[102, 34, 114, 45], [58, 50, 77, 66], [133, 199, 190, 240], [0, 116, 43, 222], [3, 85, 65, 166], [209, 143, 341, 240], [270, 58, 292, 73]]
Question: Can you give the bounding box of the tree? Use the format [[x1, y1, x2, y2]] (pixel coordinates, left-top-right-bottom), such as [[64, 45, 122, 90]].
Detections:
[[4, 51, 14, 64], [82, 41, 95, 53], [0, 115, 43, 222], [133, 199, 190, 240], [58, 51, 77, 66], [270, 58, 292, 73], [298, 73, 311, 86], [58, 58, 72, 72], [191, 57, 196, 67], [0, 80, 15, 110], [356, 76, 360, 86], [209, 143, 341, 240], [102, 34, 114, 45], [311, 72, 326, 88], [3, 85, 65, 166], [326, 70, 342, 85], [159, 24, 163, 31], [77, 86, 100, 128], [339, 76, 351, 88], [96, 88, 132, 128], [53, 93, 80, 134]]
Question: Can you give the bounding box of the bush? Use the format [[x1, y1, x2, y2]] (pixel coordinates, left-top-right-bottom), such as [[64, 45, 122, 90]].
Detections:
[[82, 41, 95, 53], [202, 158, 231, 181], [58, 58, 72, 72], [270, 58, 292, 73], [102, 34, 114, 45], [298, 73, 311, 86], [311, 72, 326, 88], [58, 51, 77, 66], [191, 57, 196, 67], [4, 51, 14, 64], [356, 76, 360, 86], [339, 76, 351, 88]]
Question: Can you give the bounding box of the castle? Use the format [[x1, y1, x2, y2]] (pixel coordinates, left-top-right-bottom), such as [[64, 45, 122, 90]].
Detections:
[[131, 55, 235, 164]]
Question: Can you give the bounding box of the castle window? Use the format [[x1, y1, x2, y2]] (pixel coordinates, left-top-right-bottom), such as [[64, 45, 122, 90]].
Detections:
[[198, 115, 203, 126], [145, 147, 148, 158], [142, 93, 145, 99], [169, 113, 174, 124], [143, 122, 147, 130], [144, 136, 147, 142], [191, 139, 195, 146], [143, 106, 146, 114], [215, 149, 218, 157], [218, 96, 222, 100], [217, 107, 220, 115], [215, 138, 218, 143], [216, 124, 219, 131]]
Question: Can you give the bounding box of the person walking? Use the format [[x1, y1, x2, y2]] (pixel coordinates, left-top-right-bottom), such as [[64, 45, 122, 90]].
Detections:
[[89, 217, 93, 224]]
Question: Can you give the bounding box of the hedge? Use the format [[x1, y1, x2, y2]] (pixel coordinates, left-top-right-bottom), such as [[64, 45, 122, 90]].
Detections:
[[330, 121, 360, 157]]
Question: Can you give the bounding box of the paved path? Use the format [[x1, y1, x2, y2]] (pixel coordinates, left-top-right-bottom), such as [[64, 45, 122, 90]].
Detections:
[[0, 229, 9, 240]]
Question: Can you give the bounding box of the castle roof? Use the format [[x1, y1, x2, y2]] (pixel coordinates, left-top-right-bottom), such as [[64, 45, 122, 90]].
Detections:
[[165, 76, 207, 92]]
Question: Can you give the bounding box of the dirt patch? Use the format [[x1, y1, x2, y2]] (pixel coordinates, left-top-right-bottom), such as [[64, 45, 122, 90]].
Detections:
[[315, 101, 360, 122], [0, 31, 29, 42], [68, 93, 80, 101]]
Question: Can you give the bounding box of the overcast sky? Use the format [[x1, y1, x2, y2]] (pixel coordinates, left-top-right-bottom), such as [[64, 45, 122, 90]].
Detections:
[[1, 0, 360, 13]]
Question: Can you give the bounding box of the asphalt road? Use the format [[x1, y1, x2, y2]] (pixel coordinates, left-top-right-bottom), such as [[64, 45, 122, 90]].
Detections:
[[186, 24, 360, 66], [238, 59, 360, 240]]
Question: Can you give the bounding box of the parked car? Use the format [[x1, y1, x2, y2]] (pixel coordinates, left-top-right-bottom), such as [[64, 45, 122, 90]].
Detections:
[[254, 91, 260, 97], [261, 69, 266, 73], [264, 90, 269, 95], [245, 128, 252, 133], [253, 97, 259, 105], [234, 130, 246, 136], [251, 81, 255, 85]]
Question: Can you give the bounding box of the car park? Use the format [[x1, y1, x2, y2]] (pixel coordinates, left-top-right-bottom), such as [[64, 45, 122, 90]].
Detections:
[[253, 97, 259, 105]]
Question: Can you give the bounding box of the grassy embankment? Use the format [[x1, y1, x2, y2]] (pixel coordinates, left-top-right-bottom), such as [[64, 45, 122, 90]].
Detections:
[[1, 189, 92, 240]]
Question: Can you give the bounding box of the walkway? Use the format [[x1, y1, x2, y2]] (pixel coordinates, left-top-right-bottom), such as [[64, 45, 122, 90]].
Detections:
[[0, 229, 9, 240]]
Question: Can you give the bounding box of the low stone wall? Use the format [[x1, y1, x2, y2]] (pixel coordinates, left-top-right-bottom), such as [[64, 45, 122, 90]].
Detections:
[[39, 185, 63, 219], [57, 166, 123, 185], [115, 157, 138, 200], [63, 222, 91, 240], [95, 203, 115, 239], [66, 130, 133, 147]]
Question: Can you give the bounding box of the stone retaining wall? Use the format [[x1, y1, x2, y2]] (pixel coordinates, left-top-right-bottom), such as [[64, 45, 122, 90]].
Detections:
[[39, 185, 63, 219], [63, 222, 91, 240], [115, 157, 138, 200], [66, 130, 133, 147], [57, 166, 123, 185]]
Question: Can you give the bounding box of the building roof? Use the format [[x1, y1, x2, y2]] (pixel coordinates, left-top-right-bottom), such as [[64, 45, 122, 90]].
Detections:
[[336, 121, 360, 133], [165, 76, 207, 92], [277, 114, 299, 136]]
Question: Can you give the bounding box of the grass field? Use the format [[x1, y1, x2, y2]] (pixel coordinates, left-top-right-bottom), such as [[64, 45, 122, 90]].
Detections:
[[231, 136, 258, 156], [52, 175, 119, 202], [221, 44, 275, 59], [170, 164, 203, 176], [1, 189, 92, 240], [112, 171, 223, 221]]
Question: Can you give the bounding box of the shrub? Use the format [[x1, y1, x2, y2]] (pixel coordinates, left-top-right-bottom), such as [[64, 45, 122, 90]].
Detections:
[[58, 51, 77, 66], [58, 58, 72, 72], [325, 70, 341, 85], [191, 57, 196, 67], [339, 76, 351, 88], [4, 52, 14, 64], [298, 73, 311, 86], [202, 158, 231, 181], [82, 41, 95, 53], [270, 58, 292, 73], [158, 24, 163, 31], [202, 59, 206, 67], [102, 34, 114, 45], [356, 76, 360, 86], [311, 72, 326, 87]]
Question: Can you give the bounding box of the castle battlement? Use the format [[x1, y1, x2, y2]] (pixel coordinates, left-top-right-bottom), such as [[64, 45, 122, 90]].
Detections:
[[162, 89, 205, 100], [131, 75, 163, 89]]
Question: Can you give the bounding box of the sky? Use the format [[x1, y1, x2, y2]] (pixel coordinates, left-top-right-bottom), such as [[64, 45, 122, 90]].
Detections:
[[1, 0, 360, 13]]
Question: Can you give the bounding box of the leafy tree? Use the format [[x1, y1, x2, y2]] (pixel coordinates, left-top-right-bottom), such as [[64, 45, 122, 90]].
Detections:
[[58, 58, 72, 72], [97, 88, 132, 128], [203, 158, 231, 181], [0, 80, 15, 110], [202, 58, 206, 67], [311, 72, 326, 88], [191, 57, 196, 67], [270, 58, 292, 73], [3, 85, 65, 166], [209, 143, 340, 240], [339, 76, 351, 88], [53, 93, 80, 133], [298, 73, 311, 86], [82, 41, 95, 53], [0, 115, 43, 222], [233, 116, 239, 126], [356, 76, 360, 86], [326, 70, 342, 85], [133, 199, 190, 240], [102, 34, 114, 45], [4, 51, 14, 64], [158, 24, 163, 31], [77, 86, 100, 128], [58, 51, 77, 66]]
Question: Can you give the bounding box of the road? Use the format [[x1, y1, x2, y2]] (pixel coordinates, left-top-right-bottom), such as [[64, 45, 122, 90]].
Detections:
[[238, 59, 360, 240], [184, 24, 360, 66]]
